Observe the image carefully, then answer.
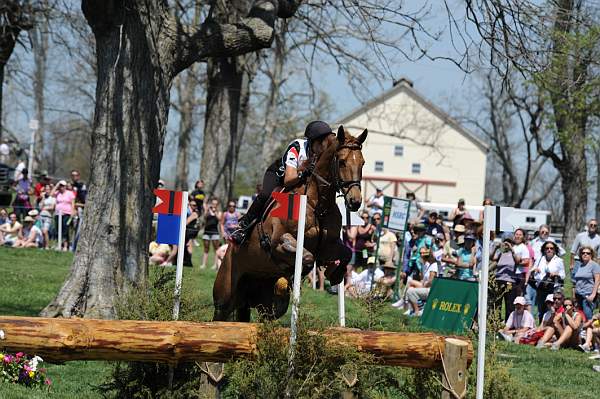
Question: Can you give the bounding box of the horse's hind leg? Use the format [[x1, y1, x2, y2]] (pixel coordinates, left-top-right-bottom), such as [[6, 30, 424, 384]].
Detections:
[[235, 306, 251, 322]]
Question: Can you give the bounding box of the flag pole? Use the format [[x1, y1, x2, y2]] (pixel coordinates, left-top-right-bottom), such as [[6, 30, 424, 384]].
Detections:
[[476, 205, 493, 399], [285, 194, 307, 397], [172, 191, 188, 320], [338, 228, 345, 327]]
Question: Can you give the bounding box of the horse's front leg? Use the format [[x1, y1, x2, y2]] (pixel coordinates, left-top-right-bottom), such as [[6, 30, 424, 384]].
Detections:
[[272, 233, 315, 274]]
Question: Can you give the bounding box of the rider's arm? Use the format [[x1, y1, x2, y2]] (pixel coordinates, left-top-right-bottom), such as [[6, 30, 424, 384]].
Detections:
[[283, 165, 301, 187]]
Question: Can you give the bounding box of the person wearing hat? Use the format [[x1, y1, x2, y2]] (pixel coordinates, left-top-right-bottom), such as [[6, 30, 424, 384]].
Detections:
[[405, 246, 438, 316], [13, 215, 43, 248], [491, 237, 520, 320], [498, 296, 535, 343], [407, 223, 434, 279], [442, 224, 465, 269], [346, 255, 384, 298], [532, 241, 565, 323], [230, 121, 335, 245], [455, 234, 477, 281]]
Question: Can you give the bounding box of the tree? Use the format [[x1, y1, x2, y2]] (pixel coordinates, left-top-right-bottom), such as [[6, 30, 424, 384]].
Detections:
[[466, 0, 600, 242], [41, 0, 302, 319], [0, 1, 34, 141]]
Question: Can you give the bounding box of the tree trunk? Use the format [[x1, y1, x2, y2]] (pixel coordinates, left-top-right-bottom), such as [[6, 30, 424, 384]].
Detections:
[[30, 22, 48, 172], [41, 4, 170, 318], [174, 69, 197, 191], [596, 148, 600, 221], [0, 316, 473, 368], [0, 63, 4, 141], [200, 56, 243, 200], [559, 156, 587, 245]]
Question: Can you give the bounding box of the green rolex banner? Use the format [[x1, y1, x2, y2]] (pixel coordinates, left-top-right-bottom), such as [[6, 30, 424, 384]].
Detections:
[[420, 277, 478, 334]]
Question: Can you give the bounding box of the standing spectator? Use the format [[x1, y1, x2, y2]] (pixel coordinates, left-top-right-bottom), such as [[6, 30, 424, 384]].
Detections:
[[570, 219, 600, 282], [530, 224, 565, 263], [512, 228, 531, 297], [221, 200, 241, 241], [498, 296, 535, 343], [366, 188, 384, 216], [478, 198, 494, 222], [70, 169, 87, 206], [12, 168, 32, 221], [406, 192, 424, 224], [183, 200, 202, 266], [573, 246, 600, 320], [52, 180, 76, 250], [425, 211, 444, 237], [190, 180, 206, 212], [449, 198, 473, 227], [354, 211, 376, 269], [455, 234, 477, 281], [201, 198, 222, 269], [532, 241, 565, 322], [0, 213, 22, 246], [39, 184, 56, 248], [491, 237, 518, 321], [33, 171, 51, 204]]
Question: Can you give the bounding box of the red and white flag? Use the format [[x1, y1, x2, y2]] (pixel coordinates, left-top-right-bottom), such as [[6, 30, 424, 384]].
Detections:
[[271, 192, 301, 221]]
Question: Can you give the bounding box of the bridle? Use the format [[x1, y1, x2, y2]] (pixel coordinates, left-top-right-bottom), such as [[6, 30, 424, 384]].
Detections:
[[309, 141, 363, 217]]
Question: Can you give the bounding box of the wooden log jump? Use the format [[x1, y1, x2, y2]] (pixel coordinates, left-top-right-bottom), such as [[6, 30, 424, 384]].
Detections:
[[0, 316, 472, 369]]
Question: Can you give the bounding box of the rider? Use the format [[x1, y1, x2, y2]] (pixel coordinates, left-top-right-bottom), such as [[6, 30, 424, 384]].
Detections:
[[229, 121, 335, 245]]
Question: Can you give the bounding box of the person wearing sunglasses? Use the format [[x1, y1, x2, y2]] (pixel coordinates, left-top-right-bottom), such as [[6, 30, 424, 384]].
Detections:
[[353, 212, 376, 269], [532, 241, 565, 323], [548, 298, 585, 350], [573, 246, 600, 320], [530, 224, 565, 264], [570, 219, 600, 284]]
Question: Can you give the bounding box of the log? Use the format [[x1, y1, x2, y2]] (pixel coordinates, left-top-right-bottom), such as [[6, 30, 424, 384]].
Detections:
[[0, 316, 472, 368]]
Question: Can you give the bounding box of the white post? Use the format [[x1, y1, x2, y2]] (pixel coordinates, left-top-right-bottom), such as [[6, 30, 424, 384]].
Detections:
[[27, 119, 38, 176], [338, 229, 345, 327], [172, 191, 189, 320], [476, 205, 493, 399], [312, 264, 317, 290], [288, 195, 308, 354], [56, 211, 62, 251]]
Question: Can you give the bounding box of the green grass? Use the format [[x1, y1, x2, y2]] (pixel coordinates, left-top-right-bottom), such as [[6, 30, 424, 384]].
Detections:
[[0, 246, 598, 398]]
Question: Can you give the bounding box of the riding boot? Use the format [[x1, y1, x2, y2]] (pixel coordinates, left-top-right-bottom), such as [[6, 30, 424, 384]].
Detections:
[[229, 195, 267, 245]]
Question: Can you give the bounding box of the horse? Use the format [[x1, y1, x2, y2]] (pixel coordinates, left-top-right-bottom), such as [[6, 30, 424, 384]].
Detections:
[[212, 126, 368, 322]]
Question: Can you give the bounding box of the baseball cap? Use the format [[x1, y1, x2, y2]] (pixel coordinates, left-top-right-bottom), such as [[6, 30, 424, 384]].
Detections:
[[513, 296, 526, 306], [367, 256, 376, 265], [454, 224, 466, 233], [57, 180, 67, 186], [28, 209, 39, 217], [23, 216, 35, 222], [545, 294, 554, 303]]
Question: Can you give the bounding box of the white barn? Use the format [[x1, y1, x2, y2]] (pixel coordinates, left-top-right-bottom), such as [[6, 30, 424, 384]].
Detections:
[[337, 78, 488, 206]]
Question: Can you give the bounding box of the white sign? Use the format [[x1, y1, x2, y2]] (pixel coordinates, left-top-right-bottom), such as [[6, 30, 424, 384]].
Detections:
[[28, 119, 39, 130], [385, 198, 410, 232], [486, 206, 521, 232]]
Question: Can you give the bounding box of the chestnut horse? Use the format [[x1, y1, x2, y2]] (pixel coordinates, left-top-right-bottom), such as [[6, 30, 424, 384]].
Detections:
[[212, 126, 367, 322]]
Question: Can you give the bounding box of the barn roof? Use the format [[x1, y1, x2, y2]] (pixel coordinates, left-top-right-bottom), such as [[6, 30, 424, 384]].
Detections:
[[336, 78, 489, 153]]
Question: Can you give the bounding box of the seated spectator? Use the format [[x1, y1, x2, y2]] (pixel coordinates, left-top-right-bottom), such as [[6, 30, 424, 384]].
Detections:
[[149, 241, 171, 265], [579, 313, 600, 353], [536, 294, 560, 347], [405, 247, 438, 316], [498, 296, 535, 343], [548, 297, 585, 350], [0, 208, 8, 225], [346, 256, 383, 298], [13, 216, 43, 248], [0, 213, 22, 246], [425, 211, 444, 237], [375, 262, 398, 300]]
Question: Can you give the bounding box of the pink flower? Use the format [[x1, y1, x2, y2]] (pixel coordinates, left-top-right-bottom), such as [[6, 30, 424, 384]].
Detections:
[[45, 378, 52, 385], [15, 352, 24, 359], [3, 354, 13, 363]]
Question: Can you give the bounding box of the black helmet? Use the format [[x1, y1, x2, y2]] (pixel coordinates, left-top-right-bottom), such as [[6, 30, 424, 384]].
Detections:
[[304, 121, 333, 141]]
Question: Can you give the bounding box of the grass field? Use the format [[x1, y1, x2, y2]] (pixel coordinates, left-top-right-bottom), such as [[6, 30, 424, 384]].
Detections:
[[0, 246, 598, 398]]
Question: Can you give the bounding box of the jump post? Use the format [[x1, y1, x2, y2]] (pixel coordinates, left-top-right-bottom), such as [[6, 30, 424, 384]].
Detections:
[[0, 316, 472, 397]]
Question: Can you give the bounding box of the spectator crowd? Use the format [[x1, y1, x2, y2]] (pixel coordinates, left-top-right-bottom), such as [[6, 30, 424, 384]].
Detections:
[[0, 169, 86, 251]]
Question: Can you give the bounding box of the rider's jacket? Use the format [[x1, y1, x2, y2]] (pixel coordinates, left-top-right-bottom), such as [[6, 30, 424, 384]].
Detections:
[[268, 139, 310, 177]]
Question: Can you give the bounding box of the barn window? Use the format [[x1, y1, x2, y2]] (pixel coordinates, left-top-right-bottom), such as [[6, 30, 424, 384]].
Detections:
[[394, 145, 404, 156], [375, 161, 384, 172], [411, 163, 421, 174], [526, 216, 536, 223]]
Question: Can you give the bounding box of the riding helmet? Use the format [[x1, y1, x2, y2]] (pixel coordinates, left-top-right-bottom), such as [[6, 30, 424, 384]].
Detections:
[[304, 121, 333, 141]]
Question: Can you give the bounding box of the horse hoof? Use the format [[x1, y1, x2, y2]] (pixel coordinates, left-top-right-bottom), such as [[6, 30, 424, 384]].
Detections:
[[325, 263, 345, 286]]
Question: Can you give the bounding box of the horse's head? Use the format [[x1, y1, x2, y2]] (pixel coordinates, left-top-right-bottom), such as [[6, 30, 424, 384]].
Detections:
[[335, 125, 367, 211]]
